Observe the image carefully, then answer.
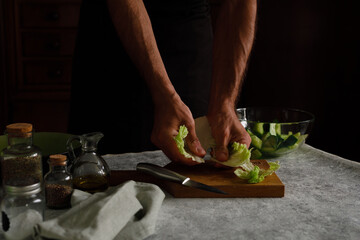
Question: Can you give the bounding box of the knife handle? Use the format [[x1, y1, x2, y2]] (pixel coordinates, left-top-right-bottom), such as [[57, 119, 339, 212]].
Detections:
[[136, 163, 188, 183]]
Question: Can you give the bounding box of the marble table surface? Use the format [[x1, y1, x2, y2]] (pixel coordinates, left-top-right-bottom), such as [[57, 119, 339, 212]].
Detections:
[[102, 144, 360, 240]]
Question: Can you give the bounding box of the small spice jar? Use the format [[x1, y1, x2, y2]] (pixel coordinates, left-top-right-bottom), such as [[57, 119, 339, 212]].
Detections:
[[44, 154, 73, 209], [1, 182, 44, 240], [0, 123, 43, 186]]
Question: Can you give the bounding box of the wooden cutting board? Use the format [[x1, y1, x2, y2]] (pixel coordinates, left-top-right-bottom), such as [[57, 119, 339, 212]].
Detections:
[[109, 160, 284, 198]]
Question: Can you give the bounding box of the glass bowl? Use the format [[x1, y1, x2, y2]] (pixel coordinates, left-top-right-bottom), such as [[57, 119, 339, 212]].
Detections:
[[237, 107, 315, 159]]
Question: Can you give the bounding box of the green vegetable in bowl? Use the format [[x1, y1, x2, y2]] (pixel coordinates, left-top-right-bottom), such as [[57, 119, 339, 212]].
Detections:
[[248, 122, 308, 158]]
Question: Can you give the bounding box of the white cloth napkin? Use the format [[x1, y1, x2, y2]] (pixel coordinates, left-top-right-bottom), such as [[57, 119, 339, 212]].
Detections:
[[33, 181, 165, 240]]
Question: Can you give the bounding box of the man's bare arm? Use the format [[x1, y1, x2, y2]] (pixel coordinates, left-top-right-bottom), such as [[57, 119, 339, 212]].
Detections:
[[207, 0, 257, 161], [106, 0, 174, 103]]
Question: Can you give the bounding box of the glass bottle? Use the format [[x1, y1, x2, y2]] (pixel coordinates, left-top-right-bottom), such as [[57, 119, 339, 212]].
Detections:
[[1, 182, 44, 240], [67, 132, 110, 193], [0, 123, 43, 187], [44, 154, 73, 209]]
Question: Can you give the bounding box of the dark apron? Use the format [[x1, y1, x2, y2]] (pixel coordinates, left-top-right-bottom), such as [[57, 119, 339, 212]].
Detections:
[[68, 0, 213, 154]]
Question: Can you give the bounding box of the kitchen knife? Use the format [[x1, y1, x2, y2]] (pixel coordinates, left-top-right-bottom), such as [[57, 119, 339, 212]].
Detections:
[[136, 163, 228, 195]]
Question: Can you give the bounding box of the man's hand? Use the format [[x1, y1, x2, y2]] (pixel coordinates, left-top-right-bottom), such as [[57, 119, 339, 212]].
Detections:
[[151, 93, 206, 165], [207, 106, 251, 162]]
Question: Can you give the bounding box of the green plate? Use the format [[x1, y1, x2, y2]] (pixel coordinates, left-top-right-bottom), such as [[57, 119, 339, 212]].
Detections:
[[0, 132, 79, 157]]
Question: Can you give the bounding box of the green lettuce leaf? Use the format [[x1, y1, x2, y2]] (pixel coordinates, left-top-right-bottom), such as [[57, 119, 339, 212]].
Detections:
[[211, 142, 253, 169], [174, 125, 204, 163], [258, 161, 280, 182], [248, 166, 261, 183], [234, 161, 280, 184]]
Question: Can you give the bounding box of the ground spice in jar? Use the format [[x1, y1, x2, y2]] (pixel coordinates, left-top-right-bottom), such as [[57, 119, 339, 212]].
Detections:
[[0, 123, 43, 186], [1, 155, 42, 186], [45, 183, 73, 209], [44, 154, 73, 209]]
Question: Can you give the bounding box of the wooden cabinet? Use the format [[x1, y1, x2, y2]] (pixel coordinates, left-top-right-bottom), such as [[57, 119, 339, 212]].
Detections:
[[1, 0, 81, 132]]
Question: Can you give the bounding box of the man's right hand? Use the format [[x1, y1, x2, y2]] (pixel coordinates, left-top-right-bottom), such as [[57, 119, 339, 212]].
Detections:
[[151, 93, 206, 165]]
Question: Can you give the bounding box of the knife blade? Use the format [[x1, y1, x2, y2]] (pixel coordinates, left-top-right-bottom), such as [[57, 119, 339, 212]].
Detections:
[[136, 163, 227, 195]]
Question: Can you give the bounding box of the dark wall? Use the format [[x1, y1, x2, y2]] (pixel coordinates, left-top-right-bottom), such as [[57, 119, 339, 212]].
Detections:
[[0, 0, 8, 131], [1, 0, 358, 161], [240, 0, 360, 161]]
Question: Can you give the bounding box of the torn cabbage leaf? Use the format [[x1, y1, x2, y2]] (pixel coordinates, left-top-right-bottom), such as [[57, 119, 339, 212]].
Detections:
[[174, 125, 205, 163], [234, 161, 280, 184], [211, 142, 253, 170], [194, 116, 216, 151]]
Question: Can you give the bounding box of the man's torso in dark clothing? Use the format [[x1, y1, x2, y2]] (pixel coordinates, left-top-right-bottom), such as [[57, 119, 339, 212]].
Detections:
[[69, 0, 213, 154]]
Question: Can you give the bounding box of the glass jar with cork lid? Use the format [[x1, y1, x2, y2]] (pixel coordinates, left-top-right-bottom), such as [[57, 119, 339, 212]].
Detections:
[[0, 123, 43, 187], [44, 154, 73, 209]]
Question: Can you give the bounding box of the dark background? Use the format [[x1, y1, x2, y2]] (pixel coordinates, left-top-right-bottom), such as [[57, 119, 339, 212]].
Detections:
[[1, 0, 359, 161], [239, 0, 359, 162]]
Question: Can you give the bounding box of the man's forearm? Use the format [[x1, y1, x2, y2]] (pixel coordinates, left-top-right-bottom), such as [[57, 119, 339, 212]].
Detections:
[[106, 0, 176, 104], [208, 0, 257, 113]]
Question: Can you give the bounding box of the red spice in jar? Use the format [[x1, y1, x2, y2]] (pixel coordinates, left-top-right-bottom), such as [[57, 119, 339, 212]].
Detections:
[[45, 183, 73, 209]]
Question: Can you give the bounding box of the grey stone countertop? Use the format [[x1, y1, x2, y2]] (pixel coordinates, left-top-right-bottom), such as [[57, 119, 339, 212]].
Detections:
[[36, 144, 360, 240], [102, 144, 360, 240]]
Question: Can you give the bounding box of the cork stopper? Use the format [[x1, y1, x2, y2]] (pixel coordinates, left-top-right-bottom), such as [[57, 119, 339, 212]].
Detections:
[[6, 123, 33, 133], [6, 123, 33, 137], [49, 154, 67, 166]]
